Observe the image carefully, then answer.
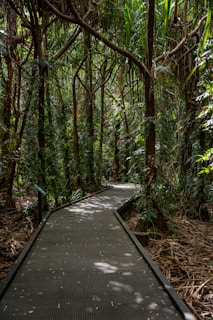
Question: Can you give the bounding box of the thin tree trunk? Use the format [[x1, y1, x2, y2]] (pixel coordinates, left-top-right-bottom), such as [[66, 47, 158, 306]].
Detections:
[[0, 56, 13, 190], [7, 67, 36, 197], [37, 63, 46, 189], [117, 64, 130, 181], [144, 0, 156, 196], [0, 2, 16, 207], [120, 99, 130, 181], [113, 120, 120, 182], [29, 0, 49, 209], [84, 32, 95, 187], [117, 63, 130, 181], [98, 61, 107, 183], [72, 55, 89, 188], [73, 75, 81, 188], [61, 102, 73, 193], [143, 0, 168, 232]]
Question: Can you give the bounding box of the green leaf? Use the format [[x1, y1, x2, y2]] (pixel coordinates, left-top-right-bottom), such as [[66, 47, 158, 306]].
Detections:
[[198, 166, 213, 175], [199, 5, 212, 52], [185, 65, 198, 83], [135, 134, 145, 144], [197, 148, 213, 174], [164, 0, 172, 35]]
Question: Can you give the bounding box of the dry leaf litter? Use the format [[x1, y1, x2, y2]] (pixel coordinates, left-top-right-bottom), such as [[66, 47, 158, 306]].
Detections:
[[125, 213, 213, 320], [0, 210, 35, 282]]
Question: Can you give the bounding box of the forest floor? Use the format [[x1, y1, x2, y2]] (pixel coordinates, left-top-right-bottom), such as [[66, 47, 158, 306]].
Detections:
[[123, 208, 213, 320], [0, 201, 212, 320]]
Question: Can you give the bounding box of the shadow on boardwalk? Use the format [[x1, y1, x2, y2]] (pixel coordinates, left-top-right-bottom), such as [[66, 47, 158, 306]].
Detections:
[[0, 183, 196, 320]]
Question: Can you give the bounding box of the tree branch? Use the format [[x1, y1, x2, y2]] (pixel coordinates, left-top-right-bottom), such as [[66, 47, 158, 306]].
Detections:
[[154, 14, 207, 64], [44, 0, 151, 76], [53, 27, 82, 61], [42, 0, 78, 23]]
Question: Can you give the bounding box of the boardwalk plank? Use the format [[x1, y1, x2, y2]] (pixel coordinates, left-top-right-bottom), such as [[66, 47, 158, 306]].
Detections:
[[0, 184, 195, 320]]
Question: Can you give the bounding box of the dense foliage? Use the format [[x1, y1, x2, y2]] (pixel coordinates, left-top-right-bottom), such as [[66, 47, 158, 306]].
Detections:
[[0, 0, 212, 224]]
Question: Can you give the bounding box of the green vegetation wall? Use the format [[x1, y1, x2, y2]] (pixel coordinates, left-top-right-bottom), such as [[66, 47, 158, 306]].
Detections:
[[0, 0, 212, 222]]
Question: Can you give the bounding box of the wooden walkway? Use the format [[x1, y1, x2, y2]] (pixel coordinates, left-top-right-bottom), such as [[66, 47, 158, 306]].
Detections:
[[0, 183, 196, 320]]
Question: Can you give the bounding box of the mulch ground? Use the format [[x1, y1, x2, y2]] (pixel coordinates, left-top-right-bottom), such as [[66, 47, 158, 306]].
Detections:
[[125, 212, 213, 320], [0, 209, 35, 282]]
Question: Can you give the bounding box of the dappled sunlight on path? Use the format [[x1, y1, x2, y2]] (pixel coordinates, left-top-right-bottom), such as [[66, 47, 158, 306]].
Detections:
[[0, 184, 195, 320]]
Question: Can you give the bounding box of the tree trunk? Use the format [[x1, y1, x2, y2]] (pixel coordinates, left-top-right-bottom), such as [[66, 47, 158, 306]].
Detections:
[[113, 120, 120, 182], [29, 1, 49, 210], [84, 32, 95, 188], [0, 2, 16, 207], [144, 0, 156, 196], [98, 61, 107, 183], [73, 74, 81, 188], [0, 56, 13, 192], [143, 0, 168, 232], [7, 66, 36, 198], [37, 63, 47, 189], [117, 63, 130, 181]]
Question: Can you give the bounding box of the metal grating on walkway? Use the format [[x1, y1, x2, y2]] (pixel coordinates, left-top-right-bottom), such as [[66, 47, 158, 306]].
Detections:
[[0, 183, 196, 320]]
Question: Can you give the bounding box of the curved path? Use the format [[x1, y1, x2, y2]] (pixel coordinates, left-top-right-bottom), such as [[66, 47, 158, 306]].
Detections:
[[0, 183, 195, 320]]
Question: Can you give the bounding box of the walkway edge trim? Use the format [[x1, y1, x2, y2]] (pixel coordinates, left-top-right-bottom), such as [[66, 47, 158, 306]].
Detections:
[[0, 186, 110, 299], [114, 202, 197, 320]]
